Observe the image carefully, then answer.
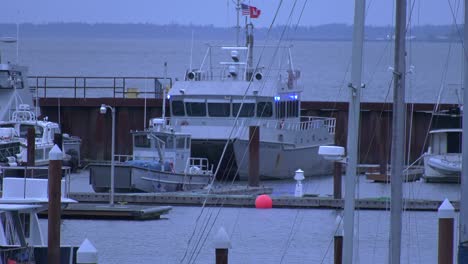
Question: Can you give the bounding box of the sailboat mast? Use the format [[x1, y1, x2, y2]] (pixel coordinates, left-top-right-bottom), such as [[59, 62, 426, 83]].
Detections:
[[390, 0, 407, 263], [342, 0, 365, 263], [236, 0, 241, 46], [458, 0, 468, 261]]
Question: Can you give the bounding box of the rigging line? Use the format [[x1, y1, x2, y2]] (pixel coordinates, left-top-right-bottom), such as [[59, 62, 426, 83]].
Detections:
[[189, 2, 302, 261], [181, 1, 287, 261], [446, 0, 468, 62], [279, 209, 302, 263]]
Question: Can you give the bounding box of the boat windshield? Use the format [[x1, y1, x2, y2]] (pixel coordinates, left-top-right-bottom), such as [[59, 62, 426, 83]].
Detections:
[[208, 103, 230, 117], [233, 103, 255, 117], [185, 102, 206, 117], [19, 125, 43, 138], [134, 134, 151, 148], [172, 100, 185, 116], [257, 102, 273, 117]]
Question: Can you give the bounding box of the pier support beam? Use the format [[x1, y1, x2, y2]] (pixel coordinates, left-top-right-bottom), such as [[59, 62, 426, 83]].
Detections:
[[27, 127, 35, 167], [334, 215, 343, 264], [438, 198, 455, 264], [248, 126, 259, 187], [48, 145, 63, 264]]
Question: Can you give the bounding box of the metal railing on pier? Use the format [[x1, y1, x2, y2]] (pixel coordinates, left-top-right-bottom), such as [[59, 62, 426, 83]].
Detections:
[[28, 76, 172, 99]]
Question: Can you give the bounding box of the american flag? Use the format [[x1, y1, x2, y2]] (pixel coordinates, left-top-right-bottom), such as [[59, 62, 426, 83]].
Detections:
[[241, 4, 250, 16]]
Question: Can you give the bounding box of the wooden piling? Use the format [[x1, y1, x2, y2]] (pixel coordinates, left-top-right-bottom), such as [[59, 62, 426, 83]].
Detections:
[[334, 215, 343, 264], [248, 126, 259, 187], [333, 162, 342, 199], [48, 145, 63, 264], [27, 127, 35, 167], [438, 199, 455, 264], [214, 227, 231, 264], [334, 235, 343, 264]]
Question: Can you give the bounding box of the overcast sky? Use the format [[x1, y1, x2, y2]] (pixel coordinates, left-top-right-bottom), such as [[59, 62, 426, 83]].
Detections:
[[2, 0, 464, 27]]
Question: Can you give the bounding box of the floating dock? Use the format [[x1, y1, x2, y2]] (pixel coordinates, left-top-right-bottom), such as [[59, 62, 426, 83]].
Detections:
[[68, 192, 457, 212], [40, 203, 172, 220]]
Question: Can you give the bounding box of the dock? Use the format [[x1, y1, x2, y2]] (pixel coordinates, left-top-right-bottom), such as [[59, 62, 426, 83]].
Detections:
[[68, 192, 458, 212], [40, 203, 172, 220]]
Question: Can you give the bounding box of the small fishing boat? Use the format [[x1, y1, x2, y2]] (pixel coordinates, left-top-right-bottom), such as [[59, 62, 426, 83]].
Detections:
[[89, 118, 213, 193]]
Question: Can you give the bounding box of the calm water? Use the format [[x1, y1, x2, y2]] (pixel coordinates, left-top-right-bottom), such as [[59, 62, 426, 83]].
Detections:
[[1, 37, 462, 263]]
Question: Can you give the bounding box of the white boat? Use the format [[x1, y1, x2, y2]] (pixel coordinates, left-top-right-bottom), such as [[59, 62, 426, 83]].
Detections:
[[423, 128, 462, 180], [89, 118, 213, 193], [0, 104, 82, 175], [0, 177, 77, 263], [168, 22, 335, 180]]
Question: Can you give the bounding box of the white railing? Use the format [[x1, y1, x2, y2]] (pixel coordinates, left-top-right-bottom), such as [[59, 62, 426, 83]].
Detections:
[[184, 157, 213, 175]]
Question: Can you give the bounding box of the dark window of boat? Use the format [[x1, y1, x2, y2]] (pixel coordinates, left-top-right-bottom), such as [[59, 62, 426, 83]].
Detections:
[[208, 103, 230, 117], [12, 71, 24, 89], [0, 71, 10, 88], [447, 132, 461, 153], [19, 125, 43, 138], [276, 102, 286, 119], [134, 134, 150, 148], [172, 101, 185, 116], [166, 136, 175, 149], [185, 102, 206, 116], [287, 101, 299, 117], [35, 148, 44, 160], [233, 103, 255, 117], [176, 137, 185, 149], [257, 102, 273, 117]]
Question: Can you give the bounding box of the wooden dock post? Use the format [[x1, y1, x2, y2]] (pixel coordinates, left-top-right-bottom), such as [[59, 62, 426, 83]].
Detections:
[[438, 198, 455, 264], [334, 215, 343, 264], [333, 162, 342, 199], [248, 126, 259, 187], [27, 127, 35, 166], [214, 227, 231, 264], [48, 145, 63, 264]]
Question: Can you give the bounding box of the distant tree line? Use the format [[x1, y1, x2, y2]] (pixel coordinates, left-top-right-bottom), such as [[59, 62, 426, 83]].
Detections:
[[0, 23, 462, 41]]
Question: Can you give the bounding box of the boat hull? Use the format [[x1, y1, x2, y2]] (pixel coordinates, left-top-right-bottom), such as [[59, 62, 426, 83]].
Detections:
[[233, 139, 333, 179], [89, 163, 212, 193]]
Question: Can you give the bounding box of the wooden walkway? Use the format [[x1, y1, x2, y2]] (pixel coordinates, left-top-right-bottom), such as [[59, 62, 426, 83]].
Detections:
[[68, 192, 456, 212]]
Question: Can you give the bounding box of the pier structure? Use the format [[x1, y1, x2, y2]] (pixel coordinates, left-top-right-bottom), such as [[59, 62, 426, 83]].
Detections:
[[30, 75, 458, 166]]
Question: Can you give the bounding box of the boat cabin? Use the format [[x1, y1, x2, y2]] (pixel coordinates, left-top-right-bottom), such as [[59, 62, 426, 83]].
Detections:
[[132, 119, 192, 173]]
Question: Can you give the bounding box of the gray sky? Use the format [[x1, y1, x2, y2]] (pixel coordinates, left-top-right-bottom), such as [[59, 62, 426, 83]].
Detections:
[[3, 0, 463, 27]]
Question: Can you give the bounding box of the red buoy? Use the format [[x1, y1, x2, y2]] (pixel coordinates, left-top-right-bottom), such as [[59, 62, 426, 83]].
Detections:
[[255, 194, 272, 209]]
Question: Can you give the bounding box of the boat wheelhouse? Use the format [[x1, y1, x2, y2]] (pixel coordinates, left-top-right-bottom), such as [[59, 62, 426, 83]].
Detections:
[[168, 26, 335, 179]]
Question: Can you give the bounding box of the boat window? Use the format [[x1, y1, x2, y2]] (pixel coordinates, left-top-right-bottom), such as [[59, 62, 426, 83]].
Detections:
[[19, 125, 43, 138], [185, 102, 206, 116], [166, 136, 175, 149], [208, 103, 230, 117], [233, 103, 255, 117], [287, 101, 299, 117], [35, 148, 44, 160], [176, 137, 185, 149], [172, 100, 185, 116], [0, 71, 10, 88], [276, 101, 286, 119], [134, 134, 150, 148], [447, 132, 461, 153], [257, 102, 273, 117], [11, 71, 24, 89]]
